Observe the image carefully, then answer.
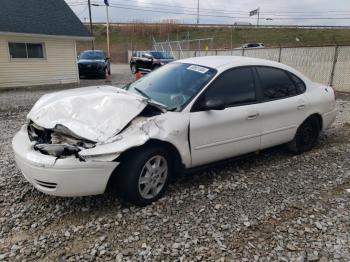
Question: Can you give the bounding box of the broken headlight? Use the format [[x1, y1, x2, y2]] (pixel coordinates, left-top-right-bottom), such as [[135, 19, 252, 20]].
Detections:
[[34, 144, 80, 157]]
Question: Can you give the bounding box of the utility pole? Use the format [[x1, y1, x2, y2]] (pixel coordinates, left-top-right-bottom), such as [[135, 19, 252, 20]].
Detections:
[[88, 0, 94, 50], [257, 8, 260, 27], [106, 4, 110, 57], [197, 0, 199, 24]]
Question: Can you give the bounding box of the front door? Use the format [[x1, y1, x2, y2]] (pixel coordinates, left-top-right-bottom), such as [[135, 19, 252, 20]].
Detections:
[[189, 67, 262, 167]]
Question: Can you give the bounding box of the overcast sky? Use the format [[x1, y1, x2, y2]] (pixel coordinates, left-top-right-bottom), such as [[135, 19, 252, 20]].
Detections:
[[65, 0, 350, 26]]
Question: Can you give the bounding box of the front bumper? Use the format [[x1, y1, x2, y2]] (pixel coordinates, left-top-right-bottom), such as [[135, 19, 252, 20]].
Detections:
[[78, 64, 105, 76], [12, 125, 119, 197]]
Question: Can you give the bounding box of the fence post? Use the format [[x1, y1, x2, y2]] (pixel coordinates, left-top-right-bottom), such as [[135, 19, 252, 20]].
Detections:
[[329, 45, 339, 87], [242, 48, 245, 56], [278, 46, 282, 62]]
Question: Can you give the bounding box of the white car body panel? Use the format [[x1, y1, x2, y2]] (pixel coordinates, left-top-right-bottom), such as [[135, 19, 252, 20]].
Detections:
[[260, 94, 309, 149], [190, 104, 261, 167], [13, 125, 118, 196], [12, 56, 337, 197], [79, 112, 192, 168]]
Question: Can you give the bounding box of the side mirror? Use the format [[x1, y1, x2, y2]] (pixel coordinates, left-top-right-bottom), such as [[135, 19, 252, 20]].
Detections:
[[105, 57, 110, 61], [202, 98, 226, 111]]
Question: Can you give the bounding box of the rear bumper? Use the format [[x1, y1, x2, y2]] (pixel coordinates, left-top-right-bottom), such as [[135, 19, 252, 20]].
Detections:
[[12, 125, 118, 197], [322, 108, 337, 130]]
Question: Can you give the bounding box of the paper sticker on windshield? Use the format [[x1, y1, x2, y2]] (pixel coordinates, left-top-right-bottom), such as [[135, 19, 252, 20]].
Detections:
[[187, 65, 209, 74]]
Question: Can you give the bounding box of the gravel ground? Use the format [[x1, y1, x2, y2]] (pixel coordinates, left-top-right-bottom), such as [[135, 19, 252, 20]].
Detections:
[[0, 71, 350, 261]]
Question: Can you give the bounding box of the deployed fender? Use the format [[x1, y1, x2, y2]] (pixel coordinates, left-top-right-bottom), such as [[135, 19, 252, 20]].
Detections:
[[79, 112, 192, 168]]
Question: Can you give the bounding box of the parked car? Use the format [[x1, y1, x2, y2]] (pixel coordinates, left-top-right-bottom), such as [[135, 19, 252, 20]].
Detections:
[[130, 51, 174, 74], [78, 50, 110, 78], [236, 43, 265, 49], [13, 56, 336, 206]]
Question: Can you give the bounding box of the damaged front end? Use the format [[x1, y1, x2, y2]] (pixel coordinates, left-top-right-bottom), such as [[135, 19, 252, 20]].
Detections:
[[21, 85, 189, 167], [27, 121, 96, 159]]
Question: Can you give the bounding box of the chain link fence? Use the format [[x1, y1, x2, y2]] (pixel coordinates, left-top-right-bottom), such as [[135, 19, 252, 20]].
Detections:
[[140, 45, 349, 92]]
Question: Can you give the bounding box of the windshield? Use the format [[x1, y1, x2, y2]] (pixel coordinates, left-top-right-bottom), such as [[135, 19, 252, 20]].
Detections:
[[79, 51, 105, 60], [150, 51, 173, 59], [125, 63, 217, 111]]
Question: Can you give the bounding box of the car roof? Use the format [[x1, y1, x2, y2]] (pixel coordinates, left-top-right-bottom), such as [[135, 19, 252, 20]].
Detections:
[[81, 50, 104, 53], [177, 56, 311, 83], [177, 56, 276, 69]]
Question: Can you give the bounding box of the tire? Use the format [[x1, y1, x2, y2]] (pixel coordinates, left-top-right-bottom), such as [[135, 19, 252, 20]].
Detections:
[[116, 145, 172, 206], [287, 115, 320, 154], [153, 65, 161, 71], [131, 63, 137, 74]]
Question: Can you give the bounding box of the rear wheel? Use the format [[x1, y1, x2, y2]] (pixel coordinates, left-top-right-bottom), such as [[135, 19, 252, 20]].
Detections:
[[116, 146, 172, 206], [287, 116, 320, 154]]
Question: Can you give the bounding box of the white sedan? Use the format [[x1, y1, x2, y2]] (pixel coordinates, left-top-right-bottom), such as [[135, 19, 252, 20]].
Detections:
[[12, 56, 336, 206]]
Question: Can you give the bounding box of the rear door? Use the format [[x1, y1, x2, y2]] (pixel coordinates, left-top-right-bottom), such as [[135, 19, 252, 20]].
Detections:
[[255, 66, 308, 149]]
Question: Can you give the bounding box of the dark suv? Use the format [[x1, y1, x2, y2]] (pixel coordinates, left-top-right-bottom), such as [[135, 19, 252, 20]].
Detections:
[[78, 50, 110, 78], [130, 51, 174, 74]]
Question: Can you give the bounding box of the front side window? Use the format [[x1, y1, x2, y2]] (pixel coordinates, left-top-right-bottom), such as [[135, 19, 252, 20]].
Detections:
[[150, 51, 173, 59], [142, 52, 151, 58], [256, 67, 299, 101], [9, 42, 45, 59], [198, 67, 256, 108], [125, 63, 217, 111]]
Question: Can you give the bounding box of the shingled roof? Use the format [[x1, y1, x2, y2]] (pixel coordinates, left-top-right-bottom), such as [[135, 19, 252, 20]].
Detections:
[[0, 0, 92, 39]]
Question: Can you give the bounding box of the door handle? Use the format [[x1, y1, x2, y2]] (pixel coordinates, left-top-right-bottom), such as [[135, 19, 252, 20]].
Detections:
[[247, 113, 259, 120], [297, 104, 306, 110]]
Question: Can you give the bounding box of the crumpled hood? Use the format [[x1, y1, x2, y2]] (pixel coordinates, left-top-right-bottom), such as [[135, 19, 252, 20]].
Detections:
[[27, 86, 147, 142]]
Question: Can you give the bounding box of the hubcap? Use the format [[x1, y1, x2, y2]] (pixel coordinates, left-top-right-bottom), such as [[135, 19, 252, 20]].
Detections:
[[138, 155, 168, 199]]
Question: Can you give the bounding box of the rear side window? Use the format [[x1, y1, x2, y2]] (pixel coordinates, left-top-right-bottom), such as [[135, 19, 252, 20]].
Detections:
[[290, 73, 306, 93], [256, 67, 301, 101], [201, 67, 256, 107]]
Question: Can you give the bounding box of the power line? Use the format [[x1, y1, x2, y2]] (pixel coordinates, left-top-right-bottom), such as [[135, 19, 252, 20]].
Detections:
[[67, 1, 350, 16], [110, 0, 350, 15], [76, 5, 89, 16], [66, 1, 350, 21], [105, 3, 350, 20]]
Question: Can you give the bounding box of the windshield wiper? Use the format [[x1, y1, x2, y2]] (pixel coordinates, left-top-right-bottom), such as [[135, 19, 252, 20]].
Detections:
[[134, 87, 151, 100]]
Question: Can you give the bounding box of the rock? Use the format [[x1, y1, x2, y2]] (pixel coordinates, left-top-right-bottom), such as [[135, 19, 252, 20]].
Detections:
[[286, 243, 297, 251], [315, 222, 323, 230], [243, 221, 251, 227], [172, 243, 181, 249], [307, 254, 319, 261]]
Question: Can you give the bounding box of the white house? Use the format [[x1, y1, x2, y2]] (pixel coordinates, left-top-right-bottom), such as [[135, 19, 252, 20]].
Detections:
[[0, 0, 93, 88]]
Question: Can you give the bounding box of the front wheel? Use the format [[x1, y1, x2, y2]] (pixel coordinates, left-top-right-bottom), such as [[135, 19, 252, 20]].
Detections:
[[287, 116, 320, 154], [153, 65, 161, 71], [116, 146, 171, 206]]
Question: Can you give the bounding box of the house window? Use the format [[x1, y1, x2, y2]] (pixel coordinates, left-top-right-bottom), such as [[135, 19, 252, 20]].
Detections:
[[8, 42, 45, 59]]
